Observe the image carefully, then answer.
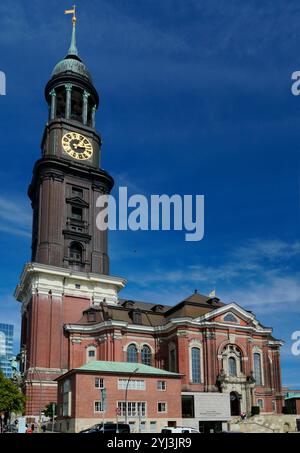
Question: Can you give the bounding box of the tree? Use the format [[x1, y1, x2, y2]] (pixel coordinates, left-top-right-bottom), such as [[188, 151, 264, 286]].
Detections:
[[43, 402, 57, 419], [0, 371, 25, 414]]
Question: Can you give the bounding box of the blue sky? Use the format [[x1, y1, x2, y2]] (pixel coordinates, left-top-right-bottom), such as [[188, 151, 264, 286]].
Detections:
[[0, 0, 299, 388]]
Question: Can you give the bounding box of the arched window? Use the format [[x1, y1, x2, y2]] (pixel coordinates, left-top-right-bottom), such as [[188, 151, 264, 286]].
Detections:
[[254, 353, 262, 385], [191, 347, 201, 383], [71, 87, 83, 122], [141, 345, 152, 366], [86, 346, 96, 363], [56, 87, 66, 118], [127, 344, 138, 363], [224, 313, 238, 323], [228, 357, 237, 376], [70, 242, 83, 270], [221, 344, 243, 377]]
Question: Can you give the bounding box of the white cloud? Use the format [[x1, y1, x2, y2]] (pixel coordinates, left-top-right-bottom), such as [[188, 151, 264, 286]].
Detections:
[[120, 239, 300, 315], [0, 195, 31, 238]]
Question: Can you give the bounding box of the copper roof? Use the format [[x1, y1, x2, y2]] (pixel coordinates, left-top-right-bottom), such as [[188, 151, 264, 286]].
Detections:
[[70, 292, 226, 327]]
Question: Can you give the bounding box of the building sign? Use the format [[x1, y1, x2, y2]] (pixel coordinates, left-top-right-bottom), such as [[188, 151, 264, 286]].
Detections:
[[183, 392, 231, 421]]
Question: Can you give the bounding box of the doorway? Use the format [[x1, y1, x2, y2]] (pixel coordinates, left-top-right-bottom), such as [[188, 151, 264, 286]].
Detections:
[[230, 392, 241, 416]]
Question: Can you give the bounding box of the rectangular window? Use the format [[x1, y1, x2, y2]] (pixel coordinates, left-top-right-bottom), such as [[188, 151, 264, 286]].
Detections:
[[117, 401, 146, 417], [157, 402, 167, 413], [63, 391, 71, 417], [71, 207, 83, 221], [191, 347, 201, 383], [88, 350, 95, 358], [257, 399, 264, 409], [63, 379, 71, 393], [253, 353, 263, 386], [169, 349, 176, 372], [182, 395, 194, 418], [94, 401, 103, 412], [118, 379, 145, 390], [95, 378, 104, 389], [272, 400, 276, 412], [72, 187, 83, 198], [157, 381, 166, 391]]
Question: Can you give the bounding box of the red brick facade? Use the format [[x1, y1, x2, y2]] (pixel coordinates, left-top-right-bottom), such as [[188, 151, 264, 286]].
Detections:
[[56, 369, 182, 432], [17, 281, 283, 419]]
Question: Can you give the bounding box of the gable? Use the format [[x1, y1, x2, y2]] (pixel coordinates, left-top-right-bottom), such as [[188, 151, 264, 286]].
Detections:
[[194, 303, 269, 331]]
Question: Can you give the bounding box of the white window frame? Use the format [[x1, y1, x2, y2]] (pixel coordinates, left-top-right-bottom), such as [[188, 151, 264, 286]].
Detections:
[[189, 341, 204, 383], [157, 402, 167, 413], [257, 398, 264, 409], [253, 349, 264, 386], [118, 379, 146, 390], [157, 380, 167, 391], [86, 346, 97, 363], [117, 401, 147, 417], [95, 377, 104, 389], [126, 343, 138, 363], [94, 400, 104, 413]]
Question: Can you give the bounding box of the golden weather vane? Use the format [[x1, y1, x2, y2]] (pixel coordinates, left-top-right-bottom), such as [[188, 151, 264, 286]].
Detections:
[[64, 4, 77, 24]]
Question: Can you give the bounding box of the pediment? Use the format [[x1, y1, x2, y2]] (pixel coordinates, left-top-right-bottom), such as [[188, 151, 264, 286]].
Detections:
[[66, 196, 89, 208], [195, 303, 268, 331]]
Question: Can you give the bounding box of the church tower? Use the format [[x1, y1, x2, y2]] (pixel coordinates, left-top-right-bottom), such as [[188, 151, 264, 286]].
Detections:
[[15, 10, 126, 416]]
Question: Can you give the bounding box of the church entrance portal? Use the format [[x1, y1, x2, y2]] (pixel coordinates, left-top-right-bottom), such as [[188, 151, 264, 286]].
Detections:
[[230, 392, 241, 416]]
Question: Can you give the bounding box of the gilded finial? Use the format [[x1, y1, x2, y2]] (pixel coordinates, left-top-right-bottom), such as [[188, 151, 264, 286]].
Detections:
[[65, 5, 76, 24], [64, 5, 79, 57]]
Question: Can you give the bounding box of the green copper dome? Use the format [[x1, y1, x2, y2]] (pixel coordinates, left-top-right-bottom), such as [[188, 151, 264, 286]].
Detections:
[[52, 56, 92, 82], [52, 17, 92, 82]]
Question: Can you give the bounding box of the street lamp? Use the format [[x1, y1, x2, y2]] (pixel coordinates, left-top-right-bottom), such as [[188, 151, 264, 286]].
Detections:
[[124, 367, 139, 424]]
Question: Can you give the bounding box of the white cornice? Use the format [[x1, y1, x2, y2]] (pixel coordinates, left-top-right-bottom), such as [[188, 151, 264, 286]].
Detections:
[[64, 316, 273, 337], [194, 303, 271, 331], [14, 262, 127, 310], [197, 303, 255, 322]]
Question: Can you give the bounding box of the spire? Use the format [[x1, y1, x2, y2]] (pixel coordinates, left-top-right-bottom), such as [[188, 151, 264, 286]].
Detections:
[[65, 5, 79, 58]]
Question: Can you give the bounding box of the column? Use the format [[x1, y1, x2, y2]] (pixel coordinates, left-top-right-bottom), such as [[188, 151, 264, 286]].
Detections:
[[49, 89, 56, 120], [65, 83, 72, 119], [92, 105, 97, 128], [83, 90, 90, 125], [204, 331, 217, 391]]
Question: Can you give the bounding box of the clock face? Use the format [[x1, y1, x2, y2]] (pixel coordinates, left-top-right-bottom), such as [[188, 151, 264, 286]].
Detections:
[[62, 132, 93, 160]]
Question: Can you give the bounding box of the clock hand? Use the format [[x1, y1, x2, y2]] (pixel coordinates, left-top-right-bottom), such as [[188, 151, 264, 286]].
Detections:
[[78, 139, 87, 148]]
